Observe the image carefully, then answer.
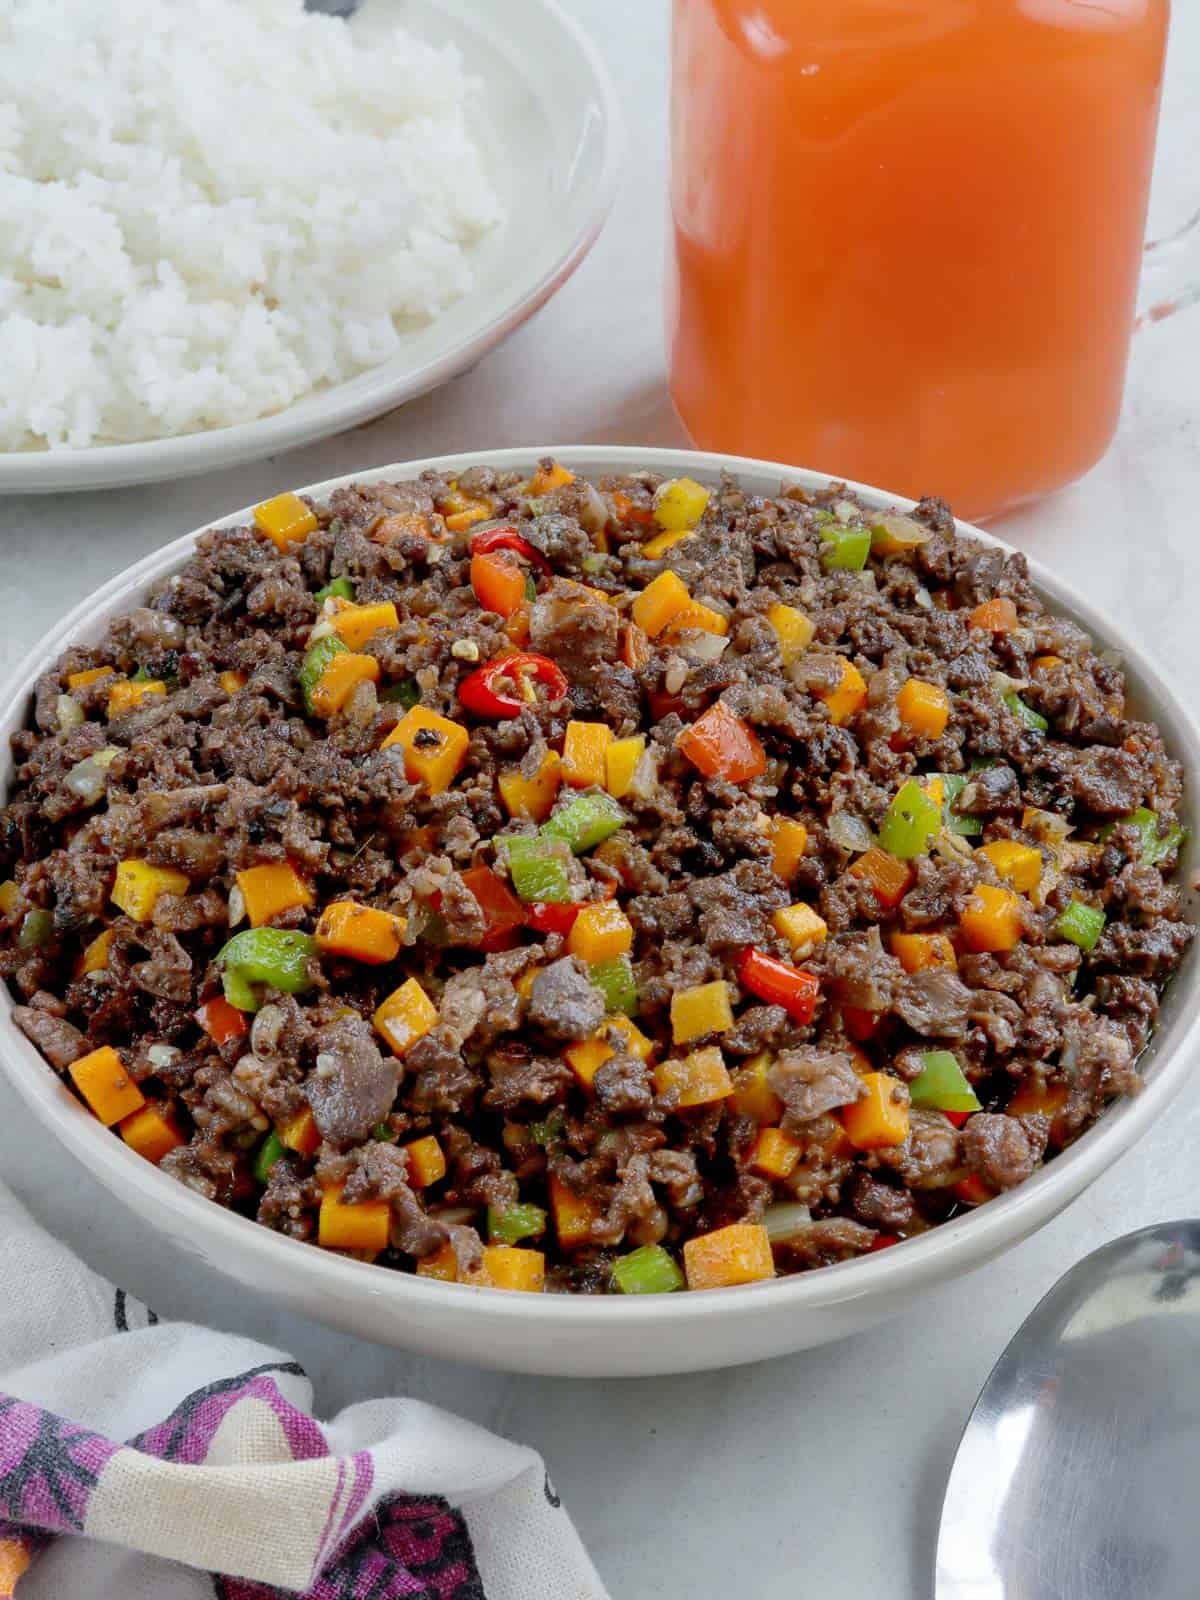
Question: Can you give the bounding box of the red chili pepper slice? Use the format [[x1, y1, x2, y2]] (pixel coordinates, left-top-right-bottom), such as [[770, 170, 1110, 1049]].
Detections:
[[195, 995, 249, 1046], [943, 1109, 971, 1129], [867, 1234, 900, 1253], [525, 901, 582, 937], [460, 865, 525, 953], [459, 653, 568, 719], [471, 524, 552, 575], [737, 947, 820, 1023]]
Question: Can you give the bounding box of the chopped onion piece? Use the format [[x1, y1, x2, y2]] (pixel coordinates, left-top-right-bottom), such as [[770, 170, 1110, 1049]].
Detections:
[[855, 569, 877, 592], [147, 1043, 180, 1069], [873, 512, 930, 548], [913, 586, 933, 610], [429, 1205, 480, 1227], [91, 747, 120, 769], [763, 1203, 813, 1243], [227, 884, 247, 927], [64, 757, 108, 803], [680, 631, 729, 664], [307, 619, 336, 646], [833, 499, 858, 524], [628, 748, 660, 801], [56, 695, 84, 734], [828, 811, 874, 854]]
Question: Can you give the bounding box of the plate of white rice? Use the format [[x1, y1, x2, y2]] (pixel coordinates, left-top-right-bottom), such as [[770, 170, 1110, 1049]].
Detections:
[[0, 0, 620, 492]]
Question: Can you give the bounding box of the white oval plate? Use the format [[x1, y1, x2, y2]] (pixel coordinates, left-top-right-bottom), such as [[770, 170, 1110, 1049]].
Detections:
[[1, 446, 1197, 1377], [0, 1, 621, 495]]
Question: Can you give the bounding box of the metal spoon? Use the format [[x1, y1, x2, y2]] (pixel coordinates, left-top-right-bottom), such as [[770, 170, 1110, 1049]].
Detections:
[[936, 1220, 1200, 1599]]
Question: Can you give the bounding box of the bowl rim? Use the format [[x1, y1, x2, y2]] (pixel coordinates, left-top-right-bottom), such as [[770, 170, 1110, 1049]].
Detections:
[[2, 443, 1197, 1332], [0, 0, 625, 493]]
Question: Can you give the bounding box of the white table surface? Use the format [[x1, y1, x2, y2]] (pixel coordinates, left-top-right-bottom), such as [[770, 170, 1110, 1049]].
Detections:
[[3, 4, 1199, 1595]]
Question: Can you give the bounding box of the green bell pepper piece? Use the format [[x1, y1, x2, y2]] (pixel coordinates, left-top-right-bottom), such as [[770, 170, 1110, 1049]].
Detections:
[[1056, 899, 1105, 951], [1125, 806, 1187, 867], [934, 772, 983, 837], [529, 1109, 565, 1147], [908, 1050, 981, 1115], [589, 954, 638, 1017], [612, 1244, 685, 1295], [253, 1131, 286, 1185], [17, 909, 53, 951], [298, 635, 349, 714], [380, 677, 421, 709], [878, 779, 942, 860], [488, 1203, 547, 1245], [504, 836, 573, 903], [820, 523, 871, 572], [315, 576, 355, 604], [1003, 692, 1048, 733], [541, 792, 626, 854], [372, 1121, 398, 1143], [217, 928, 318, 1012]]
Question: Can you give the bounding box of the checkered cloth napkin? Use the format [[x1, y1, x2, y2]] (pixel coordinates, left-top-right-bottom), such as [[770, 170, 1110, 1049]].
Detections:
[[0, 1183, 605, 1598]]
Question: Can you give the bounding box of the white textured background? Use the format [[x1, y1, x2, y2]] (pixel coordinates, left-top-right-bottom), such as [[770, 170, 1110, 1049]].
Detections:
[[1, 3, 1198, 1594]]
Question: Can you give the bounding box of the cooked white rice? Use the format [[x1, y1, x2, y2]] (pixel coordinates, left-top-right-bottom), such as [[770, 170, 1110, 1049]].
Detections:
[[0, 0, 502, 451]]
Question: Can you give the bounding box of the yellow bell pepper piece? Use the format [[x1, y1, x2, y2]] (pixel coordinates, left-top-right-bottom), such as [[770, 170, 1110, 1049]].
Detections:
[[311, 651, 380, 718], [315, 901, 405, 965], [772, 902, 827, 957], [120, 1102, 185, 1165], [564, 1015, 654, 1089], [219, 670, 247, 694], [568, 902, 633, 965], [641, 527, 693, 559], [107, 679, 166, 718], [318, 1183, 391, 1254], [769, 817, 809, 880], [515, 967, 541, 1004], [815, 657, 868, 725], [255, 492, 318, 551], [842, 1071, 910, 1150], [279, 1106, 321, 1155], [330, 601, 399, 651], [669, 980, 734, 1045], [766, 603, 815, 669], [374, 977, 438, 1057], [483, 1245, 545, 1292], [0, 880, 19, 916], [662, 599, 729, 639], [890, 931, 957, 974], [528, 460, 575, 496], [923, 776, 946, 807], [561, 721, 612, 788], [1007, 1080, 1069, 1119], [683, 1222, 775, 1290], [404, 1136, 446, 1189], [653, 476, 709, 532], [111, 859, 189, 922], [417, 1241, 459, 1282], [381, 706, 470, 795], [896, 678, 950, 740], [444, 500, 492, 533], [960, 884, 1024, 953], [978, 840, 1043, 895], [632, 570, 692, 638], [499, 750, 561, 822], [605, 735, 646, 800], [66, 665, 116, 691], [729, 1052, 783, 1124], [654, 1045, 733, 1107], [237, 861, 313, 928], [80, 927, 115, 975], [70, 1046, 145, 1126], [750, 1126, 804, 1180], [549, 1175, 599, 1250]]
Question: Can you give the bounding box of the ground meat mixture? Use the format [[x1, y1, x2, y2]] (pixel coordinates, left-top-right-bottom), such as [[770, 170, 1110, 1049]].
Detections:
[[1, 462, 1193, 1295]]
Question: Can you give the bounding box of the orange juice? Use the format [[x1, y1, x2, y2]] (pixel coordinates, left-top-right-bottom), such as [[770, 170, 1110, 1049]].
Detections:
[[668, 0, 1169, 520]]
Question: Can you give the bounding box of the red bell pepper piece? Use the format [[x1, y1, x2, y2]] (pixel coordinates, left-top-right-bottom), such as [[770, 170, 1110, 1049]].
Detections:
[[944, 1109, 971, 1129], [842, 1005, 882, 1042], [470, 551, 527, 619], [847, 847, 915, 911], [867, 1234, 900, 1253], [677, 701, 767, 784], [471, 524, 551, 574], [525, 901, 582, 937], [737, 947, 820, 1023], [460, 865, 525, 952], [458, 653, 569, 719], [196, 995, 250, 1046], [954, 1173, 994, 1207]]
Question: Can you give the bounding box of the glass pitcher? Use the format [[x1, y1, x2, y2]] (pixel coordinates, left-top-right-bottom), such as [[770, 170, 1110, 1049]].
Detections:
[[667, 0, 1192, 522]]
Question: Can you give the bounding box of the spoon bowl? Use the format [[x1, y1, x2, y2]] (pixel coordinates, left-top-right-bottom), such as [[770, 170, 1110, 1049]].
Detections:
[[937, 1220, 1200, 1599]]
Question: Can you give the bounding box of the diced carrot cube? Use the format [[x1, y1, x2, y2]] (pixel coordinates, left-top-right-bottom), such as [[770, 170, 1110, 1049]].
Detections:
[[1007, 1080, 1069, 1119], [318, 1183, 391, 1254], [483, 1245, 545, 1291], [310, 651, 380, 718], [107, 679, 166, 718], [528, 460, 575, 496], [814, 657, 867, 725], [404, 1136, 446, 1188], [847, 848, 914, 910], [120, 1103, 185, 1165], [772, 902, 827, 956], [670, 980, 734, 1045], [662, 598, 729, 639], [80, 927, 115, 975], [729, 1052, 783, 1124], [498, 750, 561, 822], [683, 1222, 775, 1290], [381, 706, 470, 795], [549, 1175, 599, 1250], [890, 932, 958, 973], [770, 817, 809, 879], [641, 527, 693, 559], [417, 1242, 459, 1281], [70, 1046, 145, 1126], [219, 670, 247, 694], [654, 1045, 732, 1107], [896, 678, 950, 739], [561, 721, 612, 788], [978, 840, 1043, 894], [279, 1106, 321, 1155], [315, 901, 405, 965], [632, 570, 692, 638], [67, 665, 116, 691], [842, 1071, 910, 1150], [255, 492, 317, 550], [564, 1016, 654, 1088], [960, 884, 1024, 953], [237, 861, 313, 928], [967, 597, 1018, 633], [374, 977, 438, 1057], [329, 601, 399, 650], [568, 901, 633, 965], [750, 1126, 804, 1180]]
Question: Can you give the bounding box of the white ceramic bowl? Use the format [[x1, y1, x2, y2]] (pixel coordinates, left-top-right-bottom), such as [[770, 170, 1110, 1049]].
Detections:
[[2, 447, 1197, 1377], [0, 0, 621, 495]]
